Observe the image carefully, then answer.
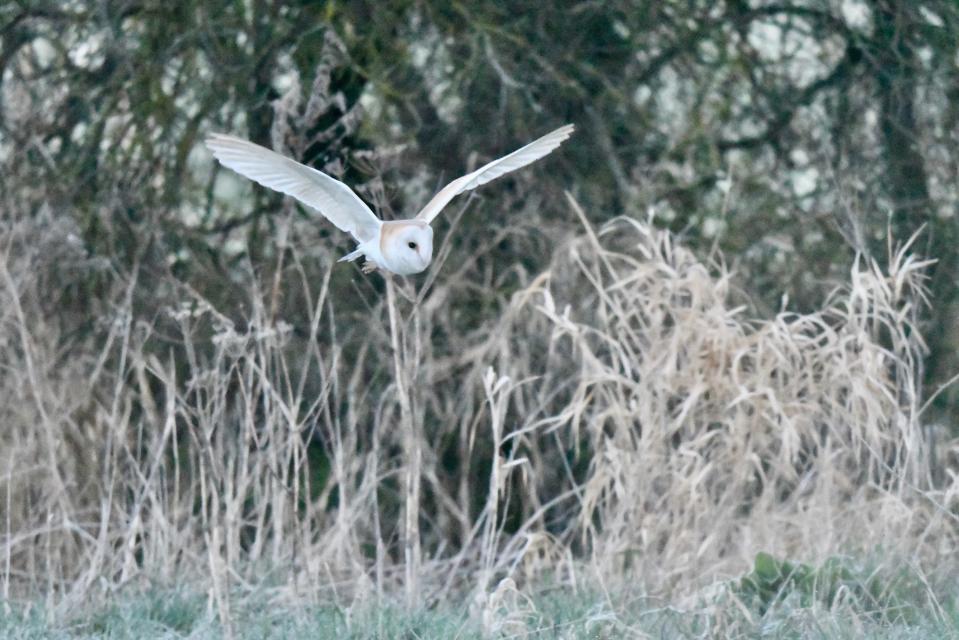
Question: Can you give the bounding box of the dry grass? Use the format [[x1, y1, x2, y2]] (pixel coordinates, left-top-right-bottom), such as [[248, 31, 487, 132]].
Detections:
[[1, 193, 957, 635]]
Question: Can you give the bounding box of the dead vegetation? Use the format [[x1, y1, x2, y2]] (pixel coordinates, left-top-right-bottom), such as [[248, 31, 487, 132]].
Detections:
[[1, 192, 956, 632]]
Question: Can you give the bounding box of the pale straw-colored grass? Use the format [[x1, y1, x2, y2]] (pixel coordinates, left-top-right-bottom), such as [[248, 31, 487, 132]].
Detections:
[[1, 194, 955, 633]]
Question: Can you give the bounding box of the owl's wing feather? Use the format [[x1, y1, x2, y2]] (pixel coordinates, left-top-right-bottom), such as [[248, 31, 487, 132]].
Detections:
[[206, 134, 381, 242], [415, 124, 574, 224]]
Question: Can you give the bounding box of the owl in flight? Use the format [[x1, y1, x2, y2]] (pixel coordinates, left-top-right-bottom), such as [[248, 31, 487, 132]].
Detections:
[[205, 124, 574, 275]]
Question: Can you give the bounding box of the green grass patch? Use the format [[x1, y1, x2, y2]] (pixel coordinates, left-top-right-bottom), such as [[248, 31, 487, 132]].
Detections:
[[1, 560, 956, 639], [736, 552, 934, 625]]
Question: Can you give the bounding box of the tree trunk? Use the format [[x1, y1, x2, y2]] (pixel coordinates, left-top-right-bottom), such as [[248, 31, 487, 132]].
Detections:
[[870, 0, 959, 426]]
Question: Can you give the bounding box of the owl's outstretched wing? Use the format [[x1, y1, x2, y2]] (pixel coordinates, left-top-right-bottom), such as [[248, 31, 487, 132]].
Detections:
[[205, 134, 381, 243], [415, 124, 574, 224]]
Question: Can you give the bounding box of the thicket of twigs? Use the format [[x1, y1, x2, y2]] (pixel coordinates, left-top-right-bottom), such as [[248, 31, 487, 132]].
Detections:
[[3, 188, 956, 632]]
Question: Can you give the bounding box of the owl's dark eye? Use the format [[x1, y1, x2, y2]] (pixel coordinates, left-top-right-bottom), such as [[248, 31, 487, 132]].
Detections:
[[408, 241, 417, 250]]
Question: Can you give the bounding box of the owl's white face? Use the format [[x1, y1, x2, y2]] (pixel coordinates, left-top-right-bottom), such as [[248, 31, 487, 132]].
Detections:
[[380, 221, 434, 275]]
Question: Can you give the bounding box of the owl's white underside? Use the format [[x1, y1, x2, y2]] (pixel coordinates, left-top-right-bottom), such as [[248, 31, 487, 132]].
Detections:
[[343, 220, 434, 276]]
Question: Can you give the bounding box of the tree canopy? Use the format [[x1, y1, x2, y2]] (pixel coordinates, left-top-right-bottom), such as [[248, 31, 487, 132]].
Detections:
[[3, 0, 958, 411]]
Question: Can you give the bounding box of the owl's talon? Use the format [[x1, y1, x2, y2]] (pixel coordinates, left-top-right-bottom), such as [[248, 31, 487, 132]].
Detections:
[[361, 261, 378, 274]]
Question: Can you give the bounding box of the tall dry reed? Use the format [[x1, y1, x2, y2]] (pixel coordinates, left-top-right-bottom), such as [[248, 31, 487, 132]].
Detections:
[[1, 194, 955, 629]]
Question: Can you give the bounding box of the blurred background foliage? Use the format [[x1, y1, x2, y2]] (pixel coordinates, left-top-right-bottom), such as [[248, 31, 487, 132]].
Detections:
[[3, 0, 958, 418]]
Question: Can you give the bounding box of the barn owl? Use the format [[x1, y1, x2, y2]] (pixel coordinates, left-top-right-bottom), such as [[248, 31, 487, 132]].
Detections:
[[205, 124, 574, 275]]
